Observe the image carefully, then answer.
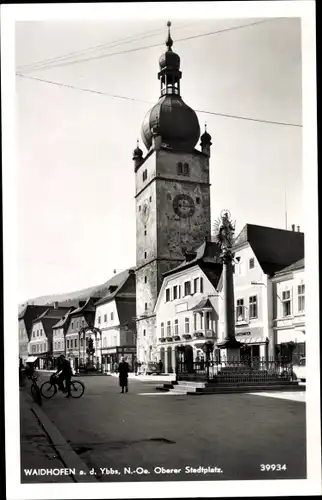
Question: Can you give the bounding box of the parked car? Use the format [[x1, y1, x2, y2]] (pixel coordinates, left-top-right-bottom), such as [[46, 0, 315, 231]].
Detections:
[[145, 361, 161, 375], [292, 357, 306, 381]]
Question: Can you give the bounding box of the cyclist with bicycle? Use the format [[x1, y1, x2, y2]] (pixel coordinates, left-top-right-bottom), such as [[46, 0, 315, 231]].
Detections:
[[54, 354, 73, 398]]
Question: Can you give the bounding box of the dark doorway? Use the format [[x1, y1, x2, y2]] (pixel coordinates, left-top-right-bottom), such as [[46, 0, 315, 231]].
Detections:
[[184, 345, 194, 373]]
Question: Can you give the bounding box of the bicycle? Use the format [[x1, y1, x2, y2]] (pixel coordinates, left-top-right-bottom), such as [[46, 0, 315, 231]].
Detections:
[[28, 373, 42, 406], [40, 374, 85, 399]]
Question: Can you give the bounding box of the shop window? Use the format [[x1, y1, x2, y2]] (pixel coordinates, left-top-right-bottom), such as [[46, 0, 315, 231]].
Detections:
[[282, 290, 291, 317], [298, 284, 305, 312], [184, 317, 190, 334]]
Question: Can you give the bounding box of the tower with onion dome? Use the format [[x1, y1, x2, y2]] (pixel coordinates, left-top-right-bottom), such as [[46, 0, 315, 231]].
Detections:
[[133, 22, 212, 365]]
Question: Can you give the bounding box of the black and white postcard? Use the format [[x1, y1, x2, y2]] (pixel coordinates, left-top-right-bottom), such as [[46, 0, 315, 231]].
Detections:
[[2, 1, 320, 499]]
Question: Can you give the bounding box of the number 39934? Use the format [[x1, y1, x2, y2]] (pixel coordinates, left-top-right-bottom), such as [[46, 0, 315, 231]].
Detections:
[[260, 464, 287, 471]]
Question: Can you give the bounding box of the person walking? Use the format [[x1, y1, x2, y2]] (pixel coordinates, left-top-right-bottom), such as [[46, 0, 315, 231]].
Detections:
[[118, 356, 129, 393], [158, 359, 163, 374]]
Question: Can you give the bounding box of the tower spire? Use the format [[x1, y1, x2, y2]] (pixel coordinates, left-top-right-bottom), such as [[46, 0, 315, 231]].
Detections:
[[166, 20, 173, 51]]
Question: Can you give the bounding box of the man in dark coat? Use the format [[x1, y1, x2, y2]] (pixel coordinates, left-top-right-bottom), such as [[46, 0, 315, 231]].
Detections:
[[55, 354, 73, 398], [118, 356, 129, 393]]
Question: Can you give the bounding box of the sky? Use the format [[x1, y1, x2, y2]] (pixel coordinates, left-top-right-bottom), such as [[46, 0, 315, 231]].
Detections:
[[15, 14, 303, 303]]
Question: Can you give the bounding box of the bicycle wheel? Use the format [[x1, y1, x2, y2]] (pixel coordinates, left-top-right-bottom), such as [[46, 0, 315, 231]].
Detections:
[[31, 384, 42, 406], [40, 381, 57, 399], [70, 380, 85, 398]]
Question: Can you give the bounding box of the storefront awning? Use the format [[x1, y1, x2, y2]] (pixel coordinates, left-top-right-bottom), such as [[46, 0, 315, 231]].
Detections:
[[239, 337, 268, 345], [25, 356, 38, 363]]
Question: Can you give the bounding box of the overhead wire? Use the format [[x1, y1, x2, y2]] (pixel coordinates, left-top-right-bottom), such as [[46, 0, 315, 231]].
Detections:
[[17, 21, 200, 73], [16, 73, 302, 128], [16, 18, 278, 73]]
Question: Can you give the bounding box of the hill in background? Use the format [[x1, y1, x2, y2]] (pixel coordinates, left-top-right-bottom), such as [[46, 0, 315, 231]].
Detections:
[[18, 269, 133, 313]]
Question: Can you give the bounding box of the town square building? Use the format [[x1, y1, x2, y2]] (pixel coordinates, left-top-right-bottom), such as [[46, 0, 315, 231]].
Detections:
[[154, 240, 222, 373], [94, 269, 136, 371], [28, 304, 70, 369], [52, 307, 75, 366], [230, 223, 304, 360], [271, 258, 305, 365], [18, 305, 48, 363]]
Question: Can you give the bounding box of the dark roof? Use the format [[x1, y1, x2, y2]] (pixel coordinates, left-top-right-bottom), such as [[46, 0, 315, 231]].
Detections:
[[52, 308, 75, 328], [115, 298, 136, 331], [273, 258, 305, 276], [32, 307, 70, 324], [234, 224, 304, 275], [95, 269, 136, 306], [18, 305, 50, 339], [163, 241, 221, 277], [69, 297, 98, 316]]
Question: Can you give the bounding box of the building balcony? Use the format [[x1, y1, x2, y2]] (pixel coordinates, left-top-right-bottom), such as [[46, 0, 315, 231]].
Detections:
[[193, 329, 217, 339]]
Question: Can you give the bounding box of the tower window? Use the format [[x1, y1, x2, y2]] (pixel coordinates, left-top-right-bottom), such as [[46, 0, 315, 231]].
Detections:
[[144, 276, 147, 283], [144, 225, 147, 236], [143, 329, 146, 337], [149, 196, 152, 202], [177, 162, 183, 175], [145, 302, 148, 311], [139, 205, 141, 211], [144, 251, 147, 259], [183, 163, 190, 176], [196, 197, 201, 204], [143, 169, 148, 182]]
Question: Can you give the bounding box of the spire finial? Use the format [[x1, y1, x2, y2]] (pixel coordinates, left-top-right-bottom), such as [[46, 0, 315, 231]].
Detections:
[[205, 122, 207, 132], [136, 138, 139, 148], [166, 20, 173, 51]]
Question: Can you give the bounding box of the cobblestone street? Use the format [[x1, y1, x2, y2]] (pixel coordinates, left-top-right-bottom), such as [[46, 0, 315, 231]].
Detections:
[[20, 373, 307, 483]]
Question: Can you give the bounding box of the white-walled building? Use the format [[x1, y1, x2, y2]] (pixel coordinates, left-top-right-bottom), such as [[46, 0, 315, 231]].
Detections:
[[230, 224, 304, 360], [154, 240, 222, 373], [28, 306, 70, 369], [52, 307, 75, 366], [19, 305, 48, 363], [94, 269, 136, 371], [271, 258, 305, 364]]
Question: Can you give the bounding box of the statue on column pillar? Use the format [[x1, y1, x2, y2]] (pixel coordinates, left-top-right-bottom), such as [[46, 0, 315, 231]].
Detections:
[[214, 210, 241, 362]]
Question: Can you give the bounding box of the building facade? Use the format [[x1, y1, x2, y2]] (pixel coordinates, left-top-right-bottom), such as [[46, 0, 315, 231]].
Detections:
[[133, 23, 212, 364], [271, 259, 305, 365], [94, 269, 136, 371], [154, 241, 222, 373], [18, 305, 49, 363], [52, 308, 75, 366], [28, 306, 70, 368], [229, 223, 304, 360]]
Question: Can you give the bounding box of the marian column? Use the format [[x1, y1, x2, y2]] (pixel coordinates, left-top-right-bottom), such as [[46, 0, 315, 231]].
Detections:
[[214, 210, 241, 362]]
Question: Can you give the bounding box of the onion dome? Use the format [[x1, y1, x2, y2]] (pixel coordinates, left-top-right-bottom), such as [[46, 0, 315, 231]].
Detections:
[[141, 95, 200, 151], [141, 21, 200, 152], [132, 139, 143, 160], [200, 123, 212, 146]]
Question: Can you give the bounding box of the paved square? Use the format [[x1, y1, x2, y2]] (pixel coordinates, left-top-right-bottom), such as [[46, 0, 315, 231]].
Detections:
[[29, 374, 306, 482]]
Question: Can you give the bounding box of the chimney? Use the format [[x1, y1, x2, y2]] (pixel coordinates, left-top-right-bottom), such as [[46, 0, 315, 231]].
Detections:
[[291, 224, 295, 231], [78, 300, 86, 307], [128, 269, 135, 275], [185, 251, 197, 262], [297, 226, 300, 232], [53, 301, 59, 309]]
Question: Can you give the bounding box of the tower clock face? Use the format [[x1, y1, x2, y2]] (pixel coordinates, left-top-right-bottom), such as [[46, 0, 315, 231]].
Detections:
[[142, 200, 150, 222], [173, 194, 196, 218]]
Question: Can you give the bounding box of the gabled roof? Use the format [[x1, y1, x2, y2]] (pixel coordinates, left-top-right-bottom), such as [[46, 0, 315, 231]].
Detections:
[[52, 308, 75, 328], [190, 298, 214, 311], [69, 297, 98, 316], [234, 224, 304, 275], [32, 307, 70, 324], [163, 240, 221, 277], [273, 258, 305, 277], [95, 269, 136, 306]]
